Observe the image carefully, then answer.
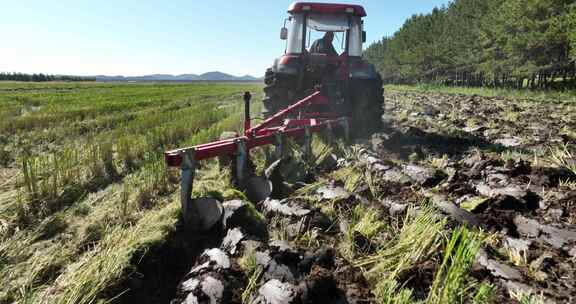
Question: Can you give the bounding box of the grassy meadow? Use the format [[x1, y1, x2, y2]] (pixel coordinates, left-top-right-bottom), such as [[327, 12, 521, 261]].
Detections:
[[0, 82, 262, 303]]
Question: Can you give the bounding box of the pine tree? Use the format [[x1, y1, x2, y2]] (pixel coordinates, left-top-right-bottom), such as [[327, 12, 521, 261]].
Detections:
[[363, 0, 576, 89]]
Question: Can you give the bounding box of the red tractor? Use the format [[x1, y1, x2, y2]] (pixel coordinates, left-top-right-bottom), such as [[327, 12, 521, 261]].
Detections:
[[263, 2, 384, 137], [165, 2, 384, 228]]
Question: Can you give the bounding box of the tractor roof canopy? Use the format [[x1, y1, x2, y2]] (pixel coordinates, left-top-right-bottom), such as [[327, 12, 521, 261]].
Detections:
[[288, 2, 367, 17]]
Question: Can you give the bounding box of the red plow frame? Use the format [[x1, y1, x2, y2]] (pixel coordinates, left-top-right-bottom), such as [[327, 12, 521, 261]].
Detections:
[[164, 91, 349, 224]]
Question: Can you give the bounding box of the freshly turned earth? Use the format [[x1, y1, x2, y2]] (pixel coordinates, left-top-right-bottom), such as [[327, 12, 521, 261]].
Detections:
[[170, 90, 576, 304]]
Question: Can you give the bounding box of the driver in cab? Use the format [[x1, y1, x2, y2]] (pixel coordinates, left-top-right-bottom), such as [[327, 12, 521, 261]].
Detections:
[[310, 31, 338, 56]]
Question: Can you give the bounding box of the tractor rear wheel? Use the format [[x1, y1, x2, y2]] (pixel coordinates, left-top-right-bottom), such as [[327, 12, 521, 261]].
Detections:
[[262, 69, 298, 119], [348, 76, 384, 138]]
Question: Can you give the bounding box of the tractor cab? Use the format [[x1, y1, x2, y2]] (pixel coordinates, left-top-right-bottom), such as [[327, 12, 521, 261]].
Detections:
[[281, 2, 366, 58], [273, 2, 374, 83], [263, 1, 382, 130]]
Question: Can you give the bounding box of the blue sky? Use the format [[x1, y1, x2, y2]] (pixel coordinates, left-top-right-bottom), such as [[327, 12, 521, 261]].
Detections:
[[0, 0, 449, 77]]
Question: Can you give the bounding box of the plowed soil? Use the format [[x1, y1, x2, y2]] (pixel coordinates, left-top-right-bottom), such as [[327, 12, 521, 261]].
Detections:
[[130, 89, 576, 304]]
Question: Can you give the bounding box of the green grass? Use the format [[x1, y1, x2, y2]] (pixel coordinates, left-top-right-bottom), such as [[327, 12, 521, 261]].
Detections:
[[357, 205, 446, 279], [355, 205, 489, 304], [0, 81, 262, 303], [426, 226, 483, 304], [386, 84, 576, 103]]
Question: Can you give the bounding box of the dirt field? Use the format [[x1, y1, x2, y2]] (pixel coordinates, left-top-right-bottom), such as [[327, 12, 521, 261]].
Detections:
[[166, 88, 576, 304], [1, 83, 575, 303], [374, 89, 576, 302]]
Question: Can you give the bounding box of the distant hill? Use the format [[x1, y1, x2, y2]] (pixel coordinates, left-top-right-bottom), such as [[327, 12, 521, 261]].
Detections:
[[95, 72, 261, 82]]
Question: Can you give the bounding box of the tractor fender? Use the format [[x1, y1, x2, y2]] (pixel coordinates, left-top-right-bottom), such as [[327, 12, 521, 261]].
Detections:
[[271, 55, 302, 76]]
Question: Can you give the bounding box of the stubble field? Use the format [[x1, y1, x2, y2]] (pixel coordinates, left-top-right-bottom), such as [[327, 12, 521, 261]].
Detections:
[[0, 82, 261, 303], [1, 82, 575, 304]]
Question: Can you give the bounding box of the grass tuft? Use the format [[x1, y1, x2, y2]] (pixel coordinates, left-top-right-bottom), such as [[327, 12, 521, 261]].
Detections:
[[427, 226, 483, 304], [472, 282, 496, 304], [353, 206, 386, 239], [549, 144, 576, 175], [356, 205, 446, 303]]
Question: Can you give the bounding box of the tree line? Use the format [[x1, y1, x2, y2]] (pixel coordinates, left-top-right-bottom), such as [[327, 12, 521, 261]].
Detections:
[[0, 72, 95, 82], [364, 0, 576, 89]]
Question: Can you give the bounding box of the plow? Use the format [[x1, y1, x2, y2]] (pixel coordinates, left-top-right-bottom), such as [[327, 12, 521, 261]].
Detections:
[[164, 90, 350, 228], [164, 2, 384, 229]]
